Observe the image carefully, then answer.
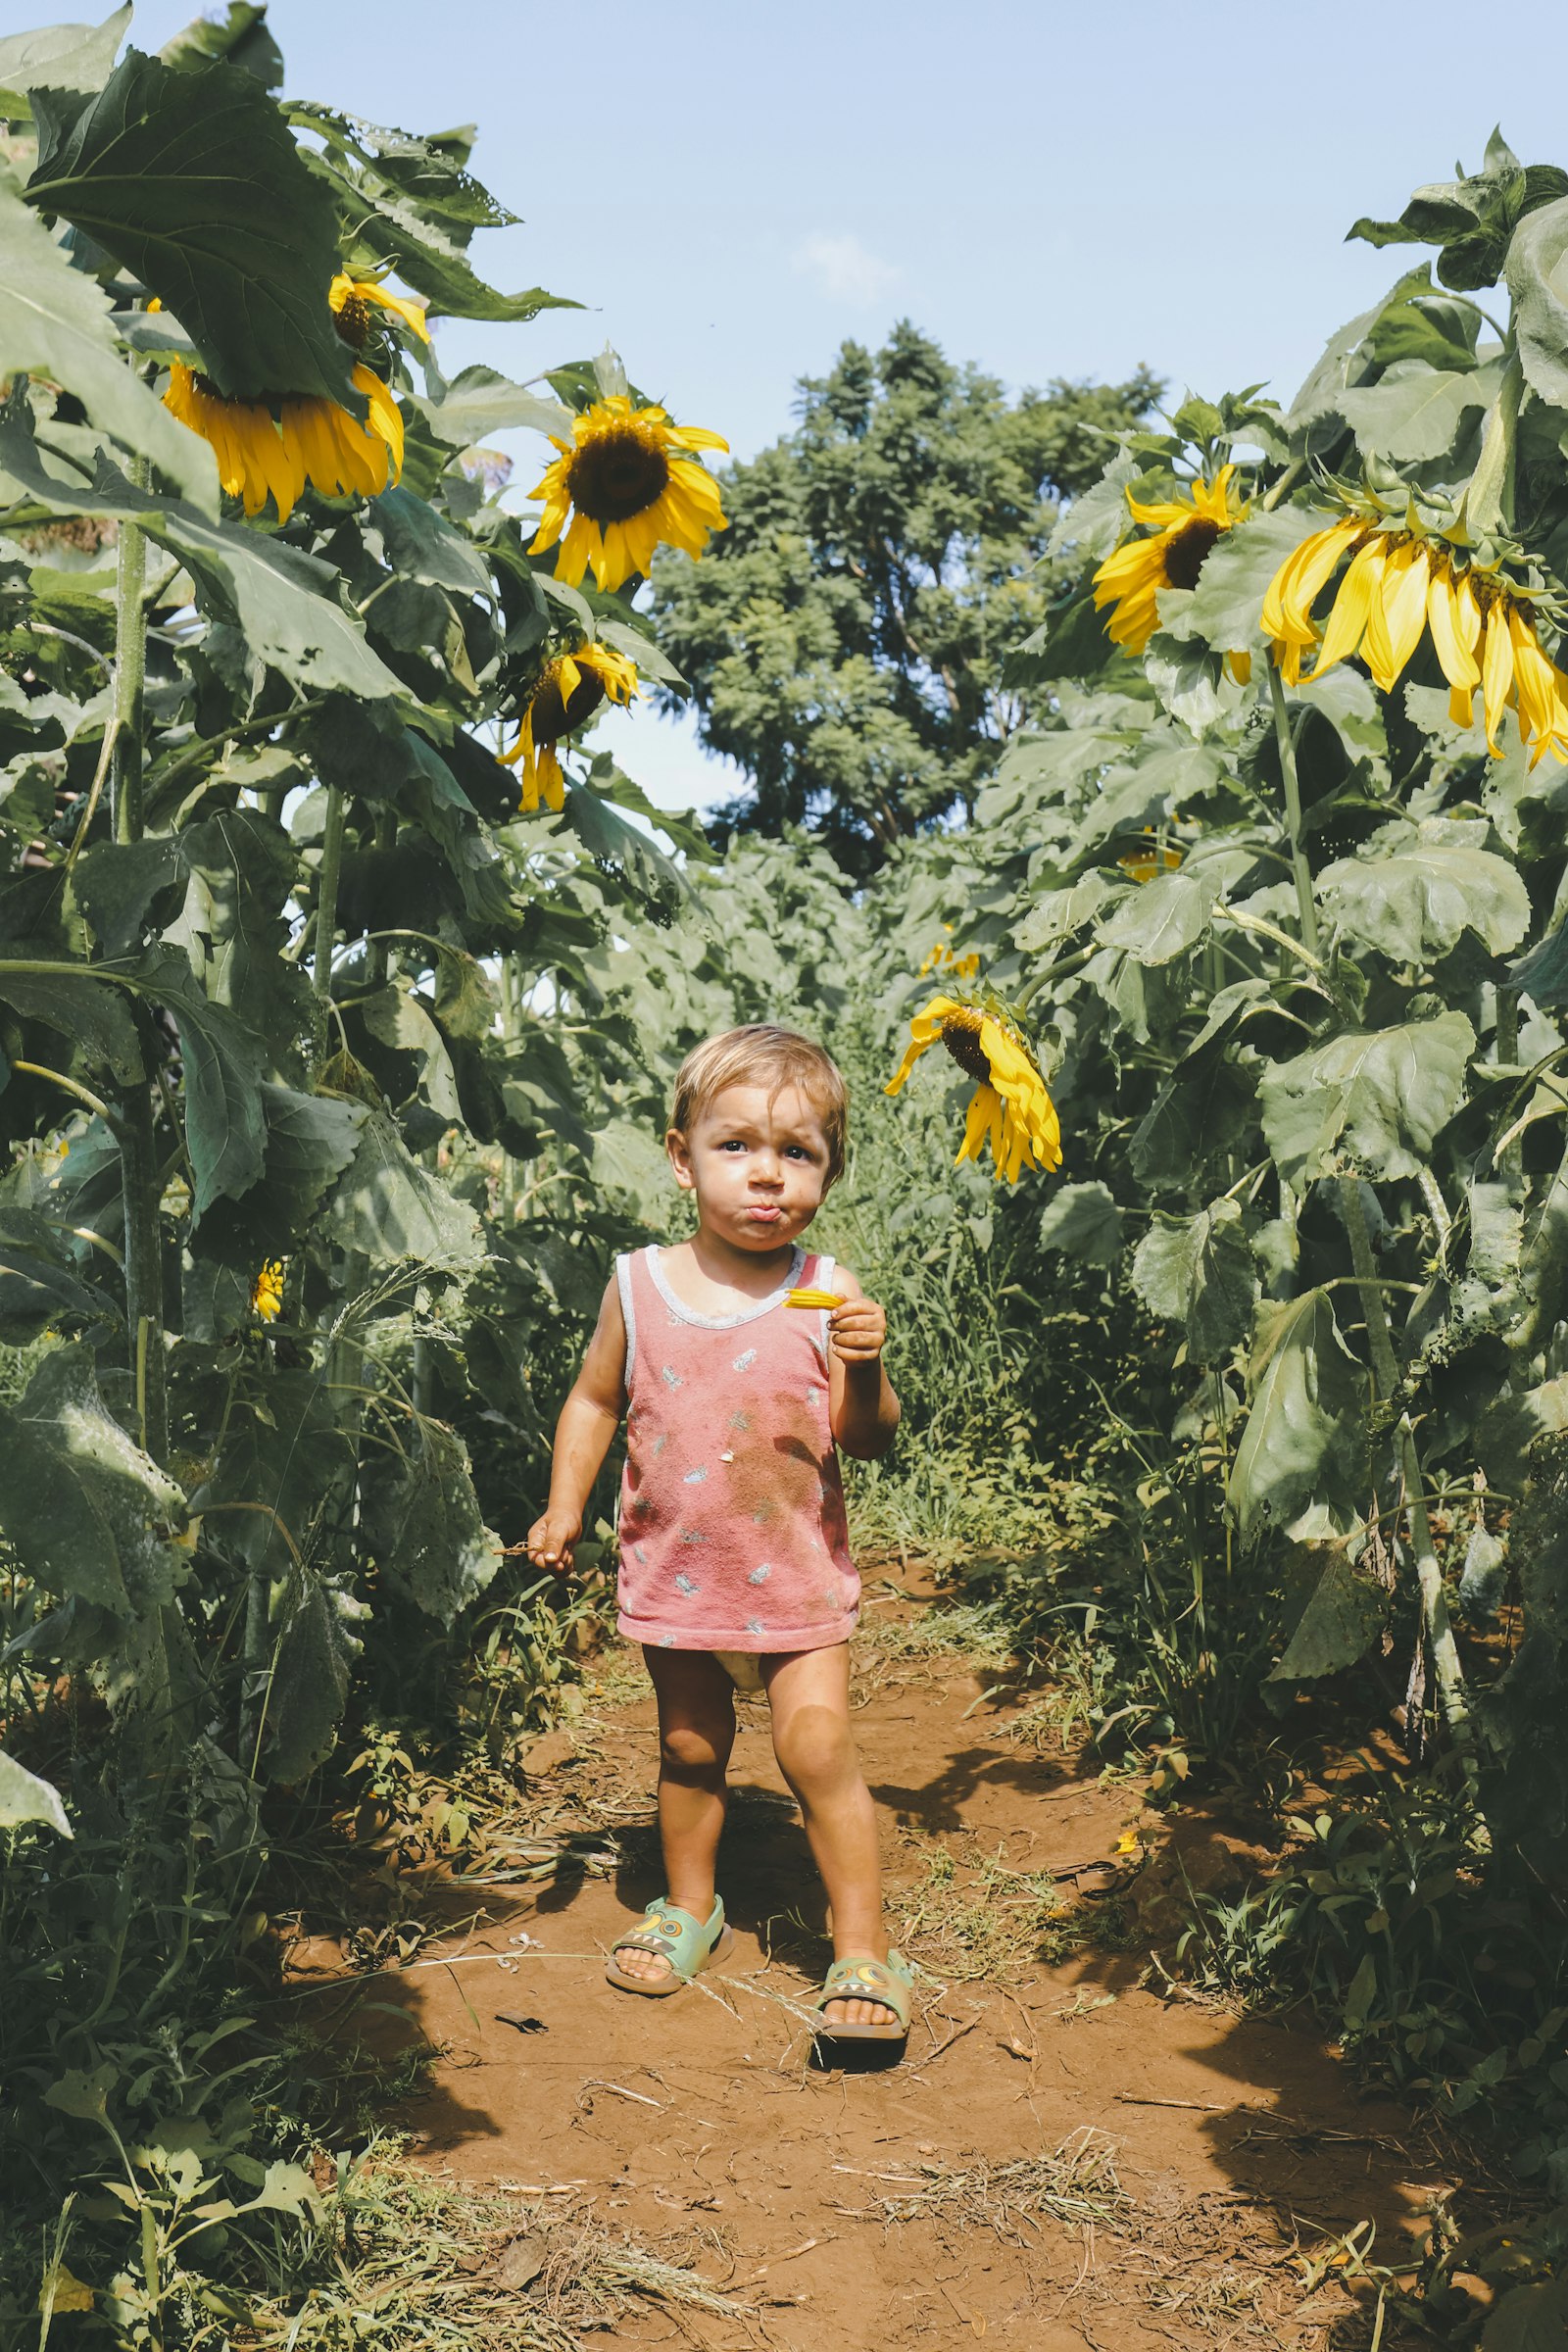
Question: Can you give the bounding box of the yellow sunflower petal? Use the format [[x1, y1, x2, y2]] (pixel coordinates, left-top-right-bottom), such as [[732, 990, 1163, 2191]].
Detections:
[[1482, 600, 1515, 756], [1306, 535, 1387, 681]]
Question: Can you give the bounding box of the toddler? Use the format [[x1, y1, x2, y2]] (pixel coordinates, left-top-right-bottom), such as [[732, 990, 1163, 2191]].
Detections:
[[526, 1024, 909, 2040]]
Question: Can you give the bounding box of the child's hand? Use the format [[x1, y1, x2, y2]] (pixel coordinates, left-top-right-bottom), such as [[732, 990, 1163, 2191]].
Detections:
[[828, 1295, 886, 1365], [526, 1509, 581, 1576]]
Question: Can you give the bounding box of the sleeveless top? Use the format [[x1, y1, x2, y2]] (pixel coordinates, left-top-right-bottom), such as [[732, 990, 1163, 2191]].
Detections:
[[613, 1244, 859, 1653]]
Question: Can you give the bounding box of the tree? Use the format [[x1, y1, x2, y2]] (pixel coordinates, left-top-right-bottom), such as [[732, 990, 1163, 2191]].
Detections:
[[651, 322, 1160, 874]]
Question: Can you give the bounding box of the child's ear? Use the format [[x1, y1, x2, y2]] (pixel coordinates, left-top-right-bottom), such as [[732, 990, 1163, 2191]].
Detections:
[[666, 1127, 696, 1189]]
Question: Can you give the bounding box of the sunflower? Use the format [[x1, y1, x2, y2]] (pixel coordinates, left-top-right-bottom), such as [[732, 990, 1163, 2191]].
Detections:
[[527, 395, 728, 592], [919, 933, 981, 979], [1092, 464, 1251, 675], [500, 641, 641, 811], [328, 271, 430, 349], [1263, 518, 1568, 766], [1118, 840, 1185, 883], [162, 275, 418, 521], [251, 1260, 285, 1321], [886, 993, 1061, 1185]]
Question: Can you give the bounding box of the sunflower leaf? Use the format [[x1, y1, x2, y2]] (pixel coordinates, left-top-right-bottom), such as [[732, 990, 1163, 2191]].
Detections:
[[0, 168, 218, 509], [27, 47, 358, 406], [1228, 1289, 1365, 1541], [1133, 1198, 1258, 1364], [1258, 1012, 1476, 1191], [1506, 196, 1568, 413], [0, 7, 129, 123], [1337, 359, 1499, 463], [1319, 827, 1531, 961], [0, 1749, 73, 1837], [1037, 1182, 1124, 1267]]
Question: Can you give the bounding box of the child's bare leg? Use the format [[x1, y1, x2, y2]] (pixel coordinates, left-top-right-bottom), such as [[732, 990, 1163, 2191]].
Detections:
[[764, 1645, 893, 2029], [616, 1647, 737, 1985]]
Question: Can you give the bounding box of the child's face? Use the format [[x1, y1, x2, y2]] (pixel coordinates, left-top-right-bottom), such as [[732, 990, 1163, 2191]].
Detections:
[[667, 1082, 832, 1252]]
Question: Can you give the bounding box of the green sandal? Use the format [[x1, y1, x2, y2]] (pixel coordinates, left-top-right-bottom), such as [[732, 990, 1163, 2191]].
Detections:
[[812, 1949, 915, 2043], [605, 1895, 733, 1997]]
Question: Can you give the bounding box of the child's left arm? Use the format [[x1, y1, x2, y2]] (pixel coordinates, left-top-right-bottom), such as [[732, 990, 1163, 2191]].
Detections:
[[826, 1267, 901, 1460]]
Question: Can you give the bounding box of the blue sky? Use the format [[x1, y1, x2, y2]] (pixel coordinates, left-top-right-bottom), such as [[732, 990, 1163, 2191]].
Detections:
[[126, 0, 1568, 813]]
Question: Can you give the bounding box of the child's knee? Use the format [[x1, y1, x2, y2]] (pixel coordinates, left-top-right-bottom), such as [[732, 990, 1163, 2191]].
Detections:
[[772, 1705, 853, 1794], [660, 1719, 732, 1778]]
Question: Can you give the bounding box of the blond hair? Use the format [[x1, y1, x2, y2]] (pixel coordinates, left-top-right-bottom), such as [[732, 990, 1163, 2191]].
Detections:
[[669, 1025, 849, 1185]]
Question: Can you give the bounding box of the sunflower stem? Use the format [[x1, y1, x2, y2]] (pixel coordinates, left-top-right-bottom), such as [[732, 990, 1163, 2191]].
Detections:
[[111, 455, 149, 847], [109, 450, 168, 1464], [1340, 1177, 1398, 1400], [312, 784, 348, 1050], [1266, 663, 1320, 957], [1397, 1414, 1476, 1778], [1496, 983, 1524, 1185], [1462, 348, 1524, 542]]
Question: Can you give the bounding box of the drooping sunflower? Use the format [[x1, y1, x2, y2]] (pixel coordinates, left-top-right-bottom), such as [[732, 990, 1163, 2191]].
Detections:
[[1118, 838, 1185, 884], [251, 1260, 285, 1321], [1092, 464, 1251, 675], [1263, 517, 1568, 766], [919, 933, 981, 979], [162, 275, 421, 522], [527, 396, 728, 592], [886, 993, 1061, 1186], [501, 642, 641, 811]]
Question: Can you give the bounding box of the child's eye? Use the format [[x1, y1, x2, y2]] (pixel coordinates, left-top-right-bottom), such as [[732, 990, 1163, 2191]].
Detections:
[[719, 1139, 747, 1152]]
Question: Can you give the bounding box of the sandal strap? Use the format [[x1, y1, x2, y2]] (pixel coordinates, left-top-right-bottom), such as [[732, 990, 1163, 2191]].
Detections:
[[612, 1897, 722, 1981], [816, 1950, 913, 2025]]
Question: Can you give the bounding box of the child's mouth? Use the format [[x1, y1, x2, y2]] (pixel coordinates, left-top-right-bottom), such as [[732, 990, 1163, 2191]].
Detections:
[[745, 1204, 783, 1222]]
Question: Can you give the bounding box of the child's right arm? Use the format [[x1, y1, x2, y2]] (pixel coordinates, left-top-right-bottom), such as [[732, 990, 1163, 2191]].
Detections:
[[525, 1276, 628, 1576]]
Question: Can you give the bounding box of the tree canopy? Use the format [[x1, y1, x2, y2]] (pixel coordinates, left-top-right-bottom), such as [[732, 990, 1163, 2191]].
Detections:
[[651, 321, 1160, 874]]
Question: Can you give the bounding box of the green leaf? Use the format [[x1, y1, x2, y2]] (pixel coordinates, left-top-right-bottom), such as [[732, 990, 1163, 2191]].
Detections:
[[159, 3, 281, 87], [1037, 1181, 1124, 1266], [0, 7, 129, 115], [325, 1106, 483, 1268], [1267, 1544, 1390, 1680], [1505, 195, 1568, 411], [0, 406, 411, 704], [1510, 919, 1568, 1004], [0, 962, 142, 1080], [28, 48, 358, 405], [411, 363, 571, 447], [1319, 824, 1531, 961], [1258, 1012, 1476, 1189], [368, 484, 491, 598], [43, 2061, 118, 2122], [0, 1342, 186, 1616], [1097, 869, 1221, 966], [360, 983, 463, 1121], [1337, 361, 1498, 463], [363, 1417, 501, 1624], [1482, 2273, 1568, 2352], [0, 1204, 117, 1337], [0, 1748, 73, 1836], [264, 1570, 366, 1783], [107, 944, 265, 1216], [1132, 1197, 1258, 1364], [1228, 1289, 1365, 1541], [0, 170, 217, 508]]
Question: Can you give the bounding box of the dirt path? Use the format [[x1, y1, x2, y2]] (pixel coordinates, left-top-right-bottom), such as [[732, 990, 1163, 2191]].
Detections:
[[288, 1595, 1454, 2347]]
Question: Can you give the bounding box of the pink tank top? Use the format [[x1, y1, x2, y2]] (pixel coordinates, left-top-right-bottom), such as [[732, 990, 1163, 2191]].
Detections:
[[614, 1245, 859, 1653]]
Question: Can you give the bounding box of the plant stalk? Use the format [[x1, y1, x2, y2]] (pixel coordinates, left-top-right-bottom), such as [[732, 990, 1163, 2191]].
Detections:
[[1340, 1177, 1398, 1400], [111, 453, 167, 1461], [111, 458, 149, 848], [312, 783, 348, 1053], [1398, 1414, 1475, 1771], [1267, 662, 1320, 957], [1462, 347, 1524, 541]]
